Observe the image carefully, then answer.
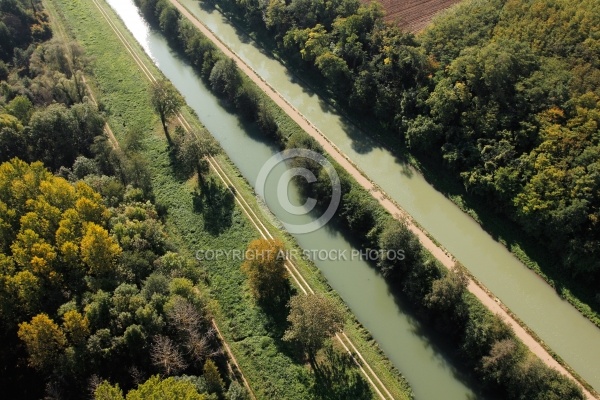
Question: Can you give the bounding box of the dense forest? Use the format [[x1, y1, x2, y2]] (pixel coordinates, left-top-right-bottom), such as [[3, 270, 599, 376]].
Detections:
[[0, 1, 244, 398], [206, 0, 600, 287], [135, 0, 585, 397]]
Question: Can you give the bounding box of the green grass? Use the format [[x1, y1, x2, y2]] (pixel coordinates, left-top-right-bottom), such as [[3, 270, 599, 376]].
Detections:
[[46, 0, 413, 398]]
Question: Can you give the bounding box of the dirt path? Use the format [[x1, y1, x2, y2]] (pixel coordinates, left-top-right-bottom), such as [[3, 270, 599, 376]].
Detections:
[[169, 1, 596, 398]]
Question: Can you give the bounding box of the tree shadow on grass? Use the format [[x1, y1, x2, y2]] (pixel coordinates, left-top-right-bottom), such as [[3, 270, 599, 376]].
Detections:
[[257, 281, 295, 339], [198, 0, 217, 12], [257, 284, 313, 365], [192, 177, 235, 234], [168, 146, 193, 183], [311, 345, 372, 400]]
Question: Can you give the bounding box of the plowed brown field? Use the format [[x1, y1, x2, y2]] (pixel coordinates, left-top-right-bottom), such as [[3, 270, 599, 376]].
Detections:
[[363, 0, 461, 32]]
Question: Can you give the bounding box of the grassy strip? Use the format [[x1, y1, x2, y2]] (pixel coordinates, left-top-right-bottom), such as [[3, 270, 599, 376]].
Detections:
[[48, 0, 412, 398]]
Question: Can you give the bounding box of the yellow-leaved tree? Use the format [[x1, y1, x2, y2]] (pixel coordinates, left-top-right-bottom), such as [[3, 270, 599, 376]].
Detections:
[[62, 310, 90, 346], [17, 313, 67, 371], [0, 159, 114, 324], [240, 238, 288, 303], [80, 223, 122, 277]]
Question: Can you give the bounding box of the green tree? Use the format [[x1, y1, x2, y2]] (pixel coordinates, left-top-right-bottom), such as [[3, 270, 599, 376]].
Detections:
[[421, 0, 504, 65], [330, 3, 383, 69], [507, 356, 584, 400], [0, 127, 28, 163], [72, 155, 100, 179], [123, 152, 153, 196], [480, 338, 522, 386], [340, 186, 377, 234], [377, 219, 423, 277], [234, 84, 259, 120], [315, 52, 351, 88], [285, 24, 329, 63], [425, 267, 468, 312], [256, 102, 279, 137], [461, 301, 513, 366], [27, 102, 103, 170], [265, 0, 290, 33], [175, 132, 220, 185], [226, 381, 248, 400], [209, 58, 239, 102], [150, 79, 184, 139], [283, 293, 344, 364], [158, 3, 179, 38], [424, 267, 469, 333], [203, 359, 225, 394], [405, 115, 443, 152], [27, 104, 76, 170], [6, 95, 34, 124]]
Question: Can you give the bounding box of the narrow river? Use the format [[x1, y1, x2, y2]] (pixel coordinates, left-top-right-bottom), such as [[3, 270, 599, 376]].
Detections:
[[174, 0, 600, 392], [105, 0, 485, 398]]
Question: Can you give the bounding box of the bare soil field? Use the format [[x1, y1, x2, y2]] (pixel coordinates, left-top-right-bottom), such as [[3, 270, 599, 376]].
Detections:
[[363, 0, 462, 32]]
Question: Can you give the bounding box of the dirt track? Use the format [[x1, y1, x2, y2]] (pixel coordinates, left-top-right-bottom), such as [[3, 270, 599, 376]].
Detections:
[[168, 1, 595, 398], [363, 0, 461, 31]]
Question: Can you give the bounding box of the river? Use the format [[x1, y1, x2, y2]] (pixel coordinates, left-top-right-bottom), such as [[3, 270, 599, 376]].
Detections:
[[104, 0, 487, 398]]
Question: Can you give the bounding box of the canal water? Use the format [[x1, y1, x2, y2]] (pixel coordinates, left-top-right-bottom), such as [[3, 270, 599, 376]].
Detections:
[[105, 0, 483, 398]]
